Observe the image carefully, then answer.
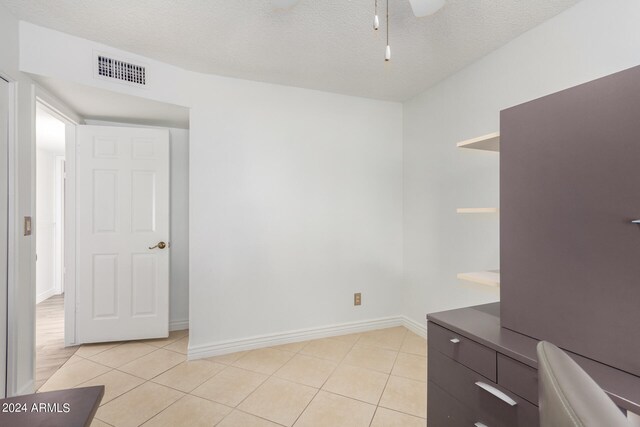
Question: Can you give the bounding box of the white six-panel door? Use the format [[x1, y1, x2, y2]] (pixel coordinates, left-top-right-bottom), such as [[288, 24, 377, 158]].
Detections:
[[76, 125, 170, 343]]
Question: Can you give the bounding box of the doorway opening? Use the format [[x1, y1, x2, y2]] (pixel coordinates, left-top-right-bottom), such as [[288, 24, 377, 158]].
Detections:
[[35, 102, 73, 391], [21, 76, 190, 395]]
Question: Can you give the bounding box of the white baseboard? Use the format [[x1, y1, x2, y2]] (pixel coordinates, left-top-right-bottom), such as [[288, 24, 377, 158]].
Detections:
[[401, 315, 427, 338], [36, 288, 58, 304], [170, 319, 189, 332], [188, 316, 405, 360]]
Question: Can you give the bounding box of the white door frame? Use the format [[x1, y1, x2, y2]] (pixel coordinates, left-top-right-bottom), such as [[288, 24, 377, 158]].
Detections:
[[2, 80, 81, 397], [0, 73, 11, 399], [34, 92, 81, 347], [54, 155, 65, 295], [2, 69, 24, 398], [2, 69, 30, 398]]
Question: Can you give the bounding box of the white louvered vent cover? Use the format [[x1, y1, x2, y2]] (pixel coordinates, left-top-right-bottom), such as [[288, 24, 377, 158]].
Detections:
[[97, 55, 146, 85]]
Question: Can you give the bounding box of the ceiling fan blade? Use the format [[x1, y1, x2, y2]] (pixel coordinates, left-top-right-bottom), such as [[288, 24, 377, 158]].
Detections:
[[272, 0, 301, 9], [409, 0, 446, 17]]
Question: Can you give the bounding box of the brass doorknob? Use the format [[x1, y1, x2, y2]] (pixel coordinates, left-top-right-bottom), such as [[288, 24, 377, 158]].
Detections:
[[149, 241, 167, 250]]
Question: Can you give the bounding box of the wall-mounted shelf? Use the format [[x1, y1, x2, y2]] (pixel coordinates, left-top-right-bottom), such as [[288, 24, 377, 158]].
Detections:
[[456, 208, 499, 214], [456, 132, 500, 289], [457, 132, 500, 152], [457, 270, 500, 287]]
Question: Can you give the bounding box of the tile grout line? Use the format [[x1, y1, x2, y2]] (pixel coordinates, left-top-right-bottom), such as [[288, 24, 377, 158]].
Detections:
[[377, 330, 429, 421], [79, 329, 186, 361], [108, 345, 189, 381], [147, 359, 228, 394], [95, 377, 186, 425], [47, 328, 426, 426], [289, 334, 361, 426], [368, 329, 407, 427], [223, 329, 421, 423], [216, 333, 362, 427], [138, 394, 200, 427], [94, 380, 151, 424], [57, 336, 189, 425], [87, 340, 188, 376], [40, 364, 115, 394], [222, 344, 309, 425], [93, 417, 115, 426], [227, 408, 289, 427], [210, 345, 295, 426]]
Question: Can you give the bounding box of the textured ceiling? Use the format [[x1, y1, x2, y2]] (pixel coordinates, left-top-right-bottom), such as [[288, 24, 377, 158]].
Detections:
[[2, 0, 581, 101]]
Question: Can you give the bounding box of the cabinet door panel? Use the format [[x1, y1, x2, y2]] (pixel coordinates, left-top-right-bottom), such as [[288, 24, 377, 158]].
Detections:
[[501, 65, 640, 376]]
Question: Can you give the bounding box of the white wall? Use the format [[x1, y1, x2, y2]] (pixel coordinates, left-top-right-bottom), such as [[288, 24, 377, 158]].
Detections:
[[0, 3, 38, 396], [18, 23, 404, 354], [403, 0, 640, 326], [0, 5, 19, 79], [13, 0, 640, 371], [85, 120, 189, 330], [189, 93, 403, 350], [35, 148, 58, 303], [0, 6, 15, 399]]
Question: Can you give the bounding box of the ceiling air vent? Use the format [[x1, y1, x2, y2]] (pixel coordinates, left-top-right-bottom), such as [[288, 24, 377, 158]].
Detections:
[[96, 55, 146, 86]]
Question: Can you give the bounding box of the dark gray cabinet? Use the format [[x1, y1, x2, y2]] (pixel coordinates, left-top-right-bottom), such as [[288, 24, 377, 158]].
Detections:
[[428, 322, 496, 381], [429, 338, 539, 427], [500, 65, 640, 377], [427, 303, 640, 425], [427, 317, 538, 427], [430, 66, 640, 425]]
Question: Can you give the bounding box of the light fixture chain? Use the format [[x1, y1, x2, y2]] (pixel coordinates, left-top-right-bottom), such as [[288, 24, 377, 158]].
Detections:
[[374, 0, 380, 30], [385, 0, 391, 61]]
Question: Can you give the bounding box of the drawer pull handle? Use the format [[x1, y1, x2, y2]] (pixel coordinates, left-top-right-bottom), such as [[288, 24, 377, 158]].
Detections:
[[475, 382, 518, 407], [475, 423, 489, 427], [450, 338, 461, 344]]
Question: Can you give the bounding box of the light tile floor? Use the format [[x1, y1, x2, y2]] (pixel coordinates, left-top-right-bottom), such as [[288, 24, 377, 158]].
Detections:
[[39, 326, 427, 427]]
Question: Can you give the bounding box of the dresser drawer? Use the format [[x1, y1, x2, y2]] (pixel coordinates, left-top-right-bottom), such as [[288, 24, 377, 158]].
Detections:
[[428, 381, 475, 426], [428, 321, 497, 381], [497, 354, 538, 405], [430, 349, 539, 427]]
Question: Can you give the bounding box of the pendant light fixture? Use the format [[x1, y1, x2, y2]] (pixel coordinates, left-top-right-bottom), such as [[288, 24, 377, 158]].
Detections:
[[385, 0, 391, 61], [273, 0, 446, 63], [373, 0, 380, 30], [408, 0, 445, 17]]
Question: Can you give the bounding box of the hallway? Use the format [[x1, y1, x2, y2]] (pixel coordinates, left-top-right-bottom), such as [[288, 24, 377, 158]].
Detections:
[[35, 294, 77, 390]]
